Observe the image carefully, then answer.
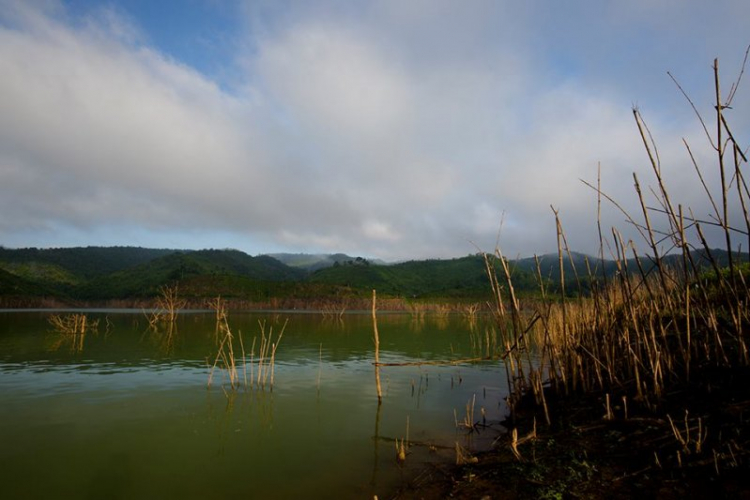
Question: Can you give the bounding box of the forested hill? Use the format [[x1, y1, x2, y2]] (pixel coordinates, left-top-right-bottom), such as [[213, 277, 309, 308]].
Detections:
[[0, 246, 744, 307], [308, 255, 537, 298], [0, 246, 515, 305], [0, 246, 176, 282]]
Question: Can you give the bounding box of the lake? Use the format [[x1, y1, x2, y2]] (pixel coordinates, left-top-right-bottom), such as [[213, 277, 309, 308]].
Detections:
[[0, 309, 510, 499]]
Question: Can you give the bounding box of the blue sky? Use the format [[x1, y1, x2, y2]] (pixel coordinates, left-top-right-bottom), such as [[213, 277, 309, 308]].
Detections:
[[64, 0, 245, 83], [0, 0, 748, 260]]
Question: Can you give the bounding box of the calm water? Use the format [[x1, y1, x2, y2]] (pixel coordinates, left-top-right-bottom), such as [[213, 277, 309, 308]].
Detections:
[[0, 310, 510, 499]]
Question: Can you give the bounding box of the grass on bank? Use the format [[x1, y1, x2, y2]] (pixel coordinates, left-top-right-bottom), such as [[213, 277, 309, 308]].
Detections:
[[482, 51, 750, 485]]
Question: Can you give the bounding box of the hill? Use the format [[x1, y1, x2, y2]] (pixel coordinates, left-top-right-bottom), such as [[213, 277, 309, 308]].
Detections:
[[74, 249, 306, 299], [266, 252, 386, 271], [1, 246, 746, 307], [0, 246, 177, 284], [309, 254, 537, 298]]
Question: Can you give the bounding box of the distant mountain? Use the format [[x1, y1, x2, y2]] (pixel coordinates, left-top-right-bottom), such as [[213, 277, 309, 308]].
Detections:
[[266, 252, 386, 271], [0, 245, 746, 306]]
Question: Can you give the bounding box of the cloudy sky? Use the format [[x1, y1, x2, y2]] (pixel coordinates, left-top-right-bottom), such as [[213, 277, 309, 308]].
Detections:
[[0, 0, 748, 261]]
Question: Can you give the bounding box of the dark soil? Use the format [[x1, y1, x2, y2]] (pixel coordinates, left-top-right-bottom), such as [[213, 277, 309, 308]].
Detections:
[[392, 365, 750, 499]]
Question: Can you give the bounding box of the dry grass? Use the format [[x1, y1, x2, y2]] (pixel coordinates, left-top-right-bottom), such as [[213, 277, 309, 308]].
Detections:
[[486, 52, 750, 475], [321, 302, 347, 320], [207, 296, 287, 393], [144, 285, 186, 353], [147, 285, 186, 327], [48, 313, 99, 353], [48, 313, 97, 335]]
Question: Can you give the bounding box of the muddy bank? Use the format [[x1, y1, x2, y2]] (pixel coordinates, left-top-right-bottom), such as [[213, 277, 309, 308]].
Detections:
[[393, 365, 750, 499]]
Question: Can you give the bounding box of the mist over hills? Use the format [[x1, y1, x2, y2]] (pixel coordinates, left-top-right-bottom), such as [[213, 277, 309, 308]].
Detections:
[[0, 246, 743, 307], [266, 252, 387, 271]]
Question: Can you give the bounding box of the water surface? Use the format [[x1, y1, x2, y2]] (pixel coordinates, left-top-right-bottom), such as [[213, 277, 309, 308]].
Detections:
[[0, 310, 509, 499]]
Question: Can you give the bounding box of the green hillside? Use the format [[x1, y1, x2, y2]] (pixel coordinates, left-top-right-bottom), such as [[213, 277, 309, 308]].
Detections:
[[1, 246, 745, 307], [309, 254, 536, 298], [74, 249, 306, 299], [0, 267, 55, 297], [0, 246, 176, 283]]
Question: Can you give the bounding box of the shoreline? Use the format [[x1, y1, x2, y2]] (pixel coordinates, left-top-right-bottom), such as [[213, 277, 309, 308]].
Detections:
[[393, 366, 750, 499]]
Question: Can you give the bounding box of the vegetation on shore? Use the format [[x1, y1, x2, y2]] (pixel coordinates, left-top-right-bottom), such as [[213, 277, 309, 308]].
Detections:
[[399, 52, 750, 499], [0, 243, 741, 311]]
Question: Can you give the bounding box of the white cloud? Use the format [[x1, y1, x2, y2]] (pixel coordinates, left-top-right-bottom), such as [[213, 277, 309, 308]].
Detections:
[[0, 0, 748, 260]]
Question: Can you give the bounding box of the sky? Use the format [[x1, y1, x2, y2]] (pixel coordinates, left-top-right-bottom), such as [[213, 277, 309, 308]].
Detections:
[[0, 0, 748, 261]]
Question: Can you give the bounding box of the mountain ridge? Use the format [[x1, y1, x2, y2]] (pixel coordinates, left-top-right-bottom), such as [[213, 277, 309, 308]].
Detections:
[[0, 246, 745, 306]]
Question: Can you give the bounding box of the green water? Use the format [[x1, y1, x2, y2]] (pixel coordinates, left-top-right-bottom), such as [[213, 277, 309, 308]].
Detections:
[[0, 310, 510, 499]]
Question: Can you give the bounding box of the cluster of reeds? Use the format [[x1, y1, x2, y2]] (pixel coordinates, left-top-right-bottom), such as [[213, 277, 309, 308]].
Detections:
[[207, 296, 287, 393], [48, 313, 99, 352], [146, 284, 186, 330], [253, 319, 286, 390], [48, 313, 97, 335], [454, 394, 477, 432], [488, 53, 750, 470], [462, 303, 481, 330], [434, 304, 451, 319], [321, 302, 347, 320], [208, 297, 244, 391], [407, 302, 428, 320]]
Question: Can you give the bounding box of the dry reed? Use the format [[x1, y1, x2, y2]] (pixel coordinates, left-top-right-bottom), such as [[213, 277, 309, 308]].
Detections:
[[485, 52, 750, 474], [373, 289, 383, 403], [48, 313, 97, 335], [207, 296, 287, 393], [48, 313, 98, 353]]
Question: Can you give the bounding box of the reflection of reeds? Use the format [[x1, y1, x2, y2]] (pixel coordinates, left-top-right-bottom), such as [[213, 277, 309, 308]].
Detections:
[[48, 313, 98, 353], [321, 302, 347, 320], [48, 313, 96, 335], [48, 331, 86, 353], [468, 326, 498, 359]]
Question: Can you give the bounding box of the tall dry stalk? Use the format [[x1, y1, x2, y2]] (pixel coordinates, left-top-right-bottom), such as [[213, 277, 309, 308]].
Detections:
[[253, 319, 287, 391], [207, 301, 240, 390], [373, 289, 383, 403], [487, 52, 750, 457], [207, 298, 286, 393]]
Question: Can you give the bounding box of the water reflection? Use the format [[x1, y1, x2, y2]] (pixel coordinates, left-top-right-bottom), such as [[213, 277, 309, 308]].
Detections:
[[0, 310, 511, 499], [47, 313, 102, 354]]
